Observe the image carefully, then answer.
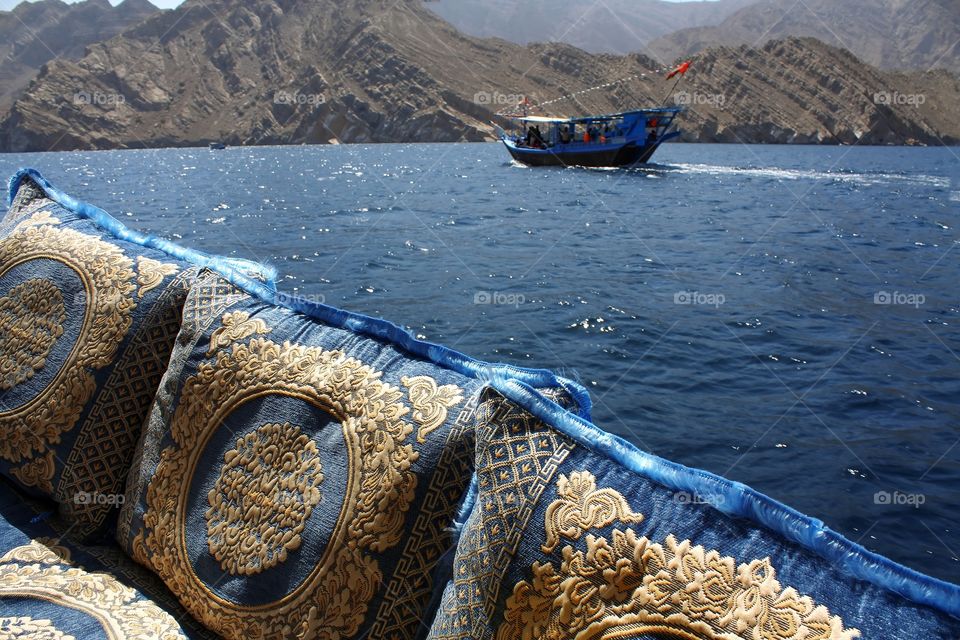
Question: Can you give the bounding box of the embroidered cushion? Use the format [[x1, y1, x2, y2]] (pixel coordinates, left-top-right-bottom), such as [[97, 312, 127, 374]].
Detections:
[[0, 479, 210, 640], [428, 384, 960, 639], [118, 277, 588, 640], [0, 169, 275, 540]]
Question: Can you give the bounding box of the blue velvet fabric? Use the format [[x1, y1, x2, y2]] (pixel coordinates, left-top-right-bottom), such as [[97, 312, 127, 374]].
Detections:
[[118, 284, 580, 640], [429, 386, 960, 639], [0, 170, 274, 542], [0, 479, 215, 639], [9, 167, 960, 640]]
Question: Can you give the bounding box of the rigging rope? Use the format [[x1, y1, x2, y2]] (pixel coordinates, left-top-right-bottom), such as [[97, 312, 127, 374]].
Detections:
[[493, 68, 670, 117]]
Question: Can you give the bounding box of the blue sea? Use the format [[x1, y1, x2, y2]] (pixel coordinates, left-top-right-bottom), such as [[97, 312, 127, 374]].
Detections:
[[3, 142, 958, 583]]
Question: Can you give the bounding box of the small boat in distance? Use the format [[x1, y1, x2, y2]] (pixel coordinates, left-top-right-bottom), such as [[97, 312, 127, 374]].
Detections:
[[209, 142, 226, 150], [499, 107, 683, 168]]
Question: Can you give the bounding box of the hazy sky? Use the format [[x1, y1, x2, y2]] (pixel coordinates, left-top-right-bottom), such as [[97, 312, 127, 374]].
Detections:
[[1, 0, 707, 9], [0, 0, 184, 9]]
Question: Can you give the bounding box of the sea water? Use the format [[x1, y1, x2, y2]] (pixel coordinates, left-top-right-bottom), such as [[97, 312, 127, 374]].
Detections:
[[4, 142, 958, 582]]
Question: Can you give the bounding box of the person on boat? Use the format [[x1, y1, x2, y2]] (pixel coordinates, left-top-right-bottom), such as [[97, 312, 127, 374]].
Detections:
[[533, 125, 545, 148], [560, 125, 572, 144], [524, 125, 537, 147]]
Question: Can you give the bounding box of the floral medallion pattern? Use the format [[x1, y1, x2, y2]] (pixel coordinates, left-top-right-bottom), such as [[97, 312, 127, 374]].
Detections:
[[206, 422, 324, 576], [0, 214, 137, 463], [0, 541, 186, 640], [134, 319, 420, 639], [498, 471, 860, 640]]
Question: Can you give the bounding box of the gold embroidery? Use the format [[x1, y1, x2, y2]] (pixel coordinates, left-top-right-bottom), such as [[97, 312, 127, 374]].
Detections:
[[0, 617, 73, 640], [206, 311, 270, 356], [0, 279, 65, 391], [541, 470, 644, 553], [135, 257, 179, 298], [401, 375, 464, 443], [497, 475, 860, 640], [10, 451, 56, 495], [117, 275, 249, 546], [206, 422, 324, 576], [0, 540, 68, 565], [0, 221, 137, 463], [369, 395, 478, 640], [0, 542, 187, 640], [56, 268, 195, 538], [432, 394, 575, 640], [137, 336, 417, 639], [12, 210, 60, 232]]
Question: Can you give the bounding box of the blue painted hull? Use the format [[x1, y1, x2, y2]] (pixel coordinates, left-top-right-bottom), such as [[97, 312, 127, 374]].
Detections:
[[502, 131, 679, 167]]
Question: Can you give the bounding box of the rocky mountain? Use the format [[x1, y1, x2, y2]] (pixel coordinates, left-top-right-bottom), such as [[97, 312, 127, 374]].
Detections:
[[423, 0, 755, 56], [650, 0, 960, 73], [0, 0, 957, 151], [0, 0, 160, 110]]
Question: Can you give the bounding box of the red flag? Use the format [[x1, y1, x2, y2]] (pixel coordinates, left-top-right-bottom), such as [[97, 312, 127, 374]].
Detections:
[[666, 61, 691, 80]]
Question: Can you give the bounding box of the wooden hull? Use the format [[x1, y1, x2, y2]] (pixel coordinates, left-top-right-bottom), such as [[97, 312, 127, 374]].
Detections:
[[504, 141, 661, 168]]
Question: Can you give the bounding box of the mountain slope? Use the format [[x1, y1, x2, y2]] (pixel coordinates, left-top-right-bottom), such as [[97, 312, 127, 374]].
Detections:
[[0, 0, 160, 110], [0, 0, 957, 151], [423, 0, 755, 56], [650, 0, 960, 73]]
